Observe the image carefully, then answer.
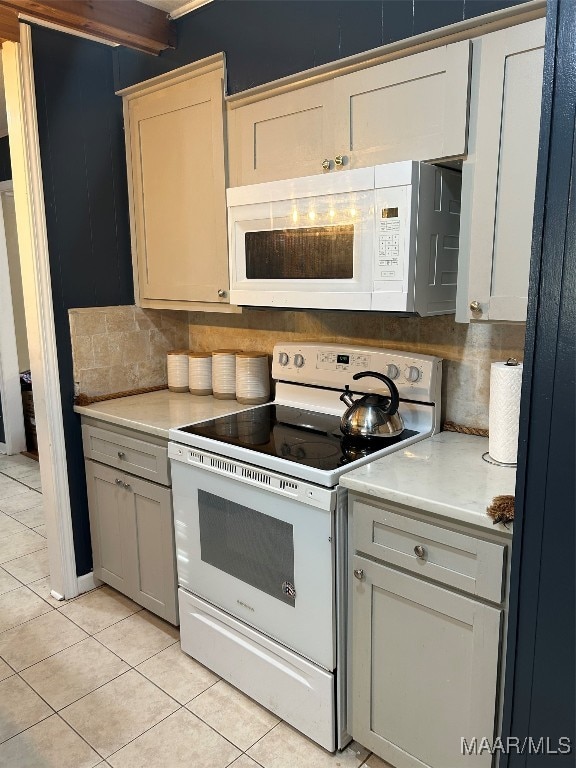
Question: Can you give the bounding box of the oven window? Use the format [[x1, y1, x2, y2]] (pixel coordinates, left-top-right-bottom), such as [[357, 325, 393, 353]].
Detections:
[[245, 225, 354, 280], [198, 490, 295, 605]]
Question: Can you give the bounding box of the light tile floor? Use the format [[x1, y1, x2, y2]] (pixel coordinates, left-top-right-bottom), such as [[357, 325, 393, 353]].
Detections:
[[0, 453, 388, 768]]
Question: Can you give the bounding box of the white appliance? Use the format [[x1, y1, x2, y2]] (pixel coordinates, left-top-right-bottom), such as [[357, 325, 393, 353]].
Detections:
[[227, 161, 461, 315], [169, 342, 442, 752]]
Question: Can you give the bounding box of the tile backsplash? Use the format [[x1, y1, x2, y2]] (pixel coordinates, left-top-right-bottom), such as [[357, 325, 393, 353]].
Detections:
[[69, 306, 188, 396], [68, 305, 525, 430], [187, 309, 526, 430]]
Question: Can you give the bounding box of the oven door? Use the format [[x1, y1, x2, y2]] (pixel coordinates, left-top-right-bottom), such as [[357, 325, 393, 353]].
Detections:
[[227, 167, 375, 310], [171, 453, 336, 671]]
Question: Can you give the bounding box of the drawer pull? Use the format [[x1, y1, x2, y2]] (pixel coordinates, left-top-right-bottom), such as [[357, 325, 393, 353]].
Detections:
[[353, 569, 365, 581], [115, 478, 122, 485], [123, 482, 131, 491], [414, 545, 427, 560], [118, 451, 126, 459]]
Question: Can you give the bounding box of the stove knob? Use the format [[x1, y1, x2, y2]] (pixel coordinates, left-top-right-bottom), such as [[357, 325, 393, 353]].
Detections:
[[294, 353, 305, 369], [386, 363, 399, 380], [405, 365, 421, 383], [278, 352, 289, 366]]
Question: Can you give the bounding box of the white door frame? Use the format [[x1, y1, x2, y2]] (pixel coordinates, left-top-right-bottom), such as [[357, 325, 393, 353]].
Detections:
[[2, 26, 80, 600], [0, 179, 27, 455]]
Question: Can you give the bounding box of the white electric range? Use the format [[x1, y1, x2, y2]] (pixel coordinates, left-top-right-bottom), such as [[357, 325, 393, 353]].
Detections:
[[168, 343, 442, 752]]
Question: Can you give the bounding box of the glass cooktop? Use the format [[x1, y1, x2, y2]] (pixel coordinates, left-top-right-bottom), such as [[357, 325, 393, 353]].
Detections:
[[177, 404, 417, 472]]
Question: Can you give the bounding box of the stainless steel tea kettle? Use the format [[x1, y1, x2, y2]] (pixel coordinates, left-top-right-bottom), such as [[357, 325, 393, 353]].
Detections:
[[339, 371, 404, 439]]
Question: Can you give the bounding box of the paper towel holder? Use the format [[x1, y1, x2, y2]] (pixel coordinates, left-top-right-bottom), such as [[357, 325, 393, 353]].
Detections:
[[482, 452, 516, 468]]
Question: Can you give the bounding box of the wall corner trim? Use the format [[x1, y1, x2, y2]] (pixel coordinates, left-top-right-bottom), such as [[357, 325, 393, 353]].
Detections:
[[77, 572, 102, 595], [2, 25, 79, 600]]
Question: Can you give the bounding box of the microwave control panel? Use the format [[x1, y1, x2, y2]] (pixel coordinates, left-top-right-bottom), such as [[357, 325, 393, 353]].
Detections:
[[377, 212, 402, 280], [374, 185, 410, 284]]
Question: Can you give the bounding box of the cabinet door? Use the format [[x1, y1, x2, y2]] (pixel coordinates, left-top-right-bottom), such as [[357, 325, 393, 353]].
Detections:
[[85, 461, 132, 595], [456, 19, 545, 322], [126, 67, 229, 305], [123, 475, 178, 625], [333, 42, 471, 169], [350, 556, 501, 768], [229, 81, 334, 185]]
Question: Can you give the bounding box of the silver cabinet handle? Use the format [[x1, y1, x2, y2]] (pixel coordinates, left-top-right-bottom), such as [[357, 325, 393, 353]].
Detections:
[[123, 482, 131, 491], [321, 159, 331, 171], [353, 568, 365, 580], [115, 478, 122, 485], [117, 451, 126, 459], [217, 289, 227, 298], [469, 300, 482, 315], [334, 154, 345, 167], [414, 545, 427, 560]]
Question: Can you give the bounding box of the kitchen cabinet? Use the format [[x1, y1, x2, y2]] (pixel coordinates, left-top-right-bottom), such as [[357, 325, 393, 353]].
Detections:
[[119, 55, 233, 312], [83, 421, 178, 625], [228, 80, 333, 185], [349, 494, 507, 768], [456, 19, 545, 322], [228, 42, 470, 185], [332, 42, 470, 171]]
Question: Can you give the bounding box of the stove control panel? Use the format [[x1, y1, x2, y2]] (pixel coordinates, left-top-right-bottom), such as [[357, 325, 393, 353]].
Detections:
[[272, 342, 441, 405]]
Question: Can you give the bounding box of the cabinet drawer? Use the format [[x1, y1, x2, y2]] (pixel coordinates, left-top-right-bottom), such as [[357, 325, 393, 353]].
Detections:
[[353, 500, 505, 603], [82, 424, 169, 486]]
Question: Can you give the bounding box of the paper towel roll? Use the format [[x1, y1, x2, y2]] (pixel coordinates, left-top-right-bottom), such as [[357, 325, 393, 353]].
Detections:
[[489, 360, 523, 464]]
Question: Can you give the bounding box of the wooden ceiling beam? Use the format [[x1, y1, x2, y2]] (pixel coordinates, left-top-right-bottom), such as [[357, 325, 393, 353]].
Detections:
[[0, 1, 175, 54], [0, 5, 19, 42]]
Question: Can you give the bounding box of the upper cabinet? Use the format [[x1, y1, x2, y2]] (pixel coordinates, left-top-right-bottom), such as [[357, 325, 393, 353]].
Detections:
[[456, 19, 545, 322], [332, 42, 470, 170], [228, 42, 471, 186], [120, 55, 233, 311], [228, 81, 334, 185]]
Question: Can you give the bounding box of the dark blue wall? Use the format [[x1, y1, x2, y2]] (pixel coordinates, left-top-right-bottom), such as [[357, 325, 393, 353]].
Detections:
[[500, 0, 575, 760], [32, 0, 526, 576], [114, 0, 526, 93], [32, 25, 133, 575], [0, 136, 11, 182]]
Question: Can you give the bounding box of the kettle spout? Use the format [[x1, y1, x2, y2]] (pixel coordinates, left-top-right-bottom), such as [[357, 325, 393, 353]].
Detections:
[[340, 385, 355, 408]]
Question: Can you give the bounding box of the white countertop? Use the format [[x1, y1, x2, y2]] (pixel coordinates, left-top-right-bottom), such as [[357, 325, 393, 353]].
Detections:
[[340, 431, 515, 535], [74, 389, 253, 439]]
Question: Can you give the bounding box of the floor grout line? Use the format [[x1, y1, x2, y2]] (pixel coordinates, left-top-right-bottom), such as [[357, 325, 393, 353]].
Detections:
[[0, 674, 56, 747], [2, 628, 89, 675], [103, 705, 185, 764], [54, 710, 109, 762], [58, 601, 144, 635]]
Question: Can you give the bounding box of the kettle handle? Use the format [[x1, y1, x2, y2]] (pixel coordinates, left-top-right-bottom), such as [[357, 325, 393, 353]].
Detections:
[[352, 371, 400, 415]]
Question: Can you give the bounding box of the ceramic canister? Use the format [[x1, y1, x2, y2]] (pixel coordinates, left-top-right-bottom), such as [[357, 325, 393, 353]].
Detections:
[[188, 352, 212, 396], [167, 350, 190, 393], [236, 353, 271, 405], [212, 349, 238, 400]]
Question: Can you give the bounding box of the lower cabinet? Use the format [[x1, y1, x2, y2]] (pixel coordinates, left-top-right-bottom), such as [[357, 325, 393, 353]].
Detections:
[[349, 495, 508, 768], [351, 556, 501, 767], [85, 459, 178, 625]]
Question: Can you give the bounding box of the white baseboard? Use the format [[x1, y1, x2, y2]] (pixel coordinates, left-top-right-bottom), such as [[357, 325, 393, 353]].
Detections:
[[77, 572, 102, 595]]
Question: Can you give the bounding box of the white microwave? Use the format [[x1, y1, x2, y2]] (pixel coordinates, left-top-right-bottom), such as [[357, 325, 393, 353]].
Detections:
[[227, 161, 461, 315]]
